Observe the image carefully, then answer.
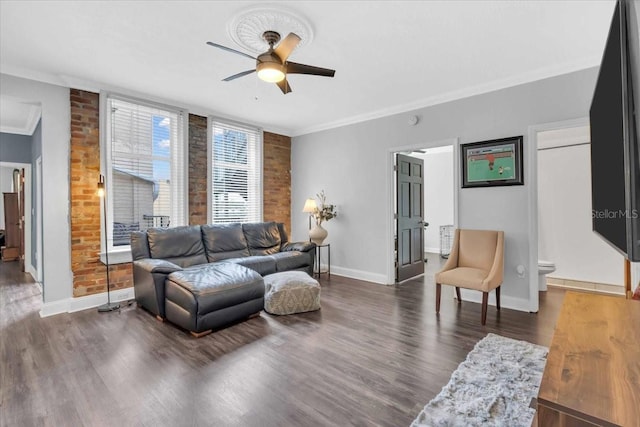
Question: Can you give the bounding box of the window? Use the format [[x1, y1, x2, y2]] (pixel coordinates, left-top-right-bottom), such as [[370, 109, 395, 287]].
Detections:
[[104, 95, 186, 250], [210, 119, 262, 223]]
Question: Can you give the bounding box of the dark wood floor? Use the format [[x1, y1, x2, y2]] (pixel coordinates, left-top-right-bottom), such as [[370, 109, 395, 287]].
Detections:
[[0, 254, 565, 427]]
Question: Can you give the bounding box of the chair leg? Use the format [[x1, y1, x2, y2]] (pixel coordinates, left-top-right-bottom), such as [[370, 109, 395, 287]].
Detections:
[[455, 287, 461, 303], [436, 283, 442, 313], [496, 286, 501, 311], [481, 292, 488, 325]]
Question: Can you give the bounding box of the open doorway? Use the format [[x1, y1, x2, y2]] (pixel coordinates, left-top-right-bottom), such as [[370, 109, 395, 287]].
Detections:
[[537, 124, 625, 294], [0, 162, 32, 275], [410, 146, 455, 257], [388, 138, 458, 284], [0, 95, 42, 293]]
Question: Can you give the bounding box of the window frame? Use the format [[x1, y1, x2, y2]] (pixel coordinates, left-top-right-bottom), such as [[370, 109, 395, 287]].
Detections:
[[100, 92, 188, 263], [207, 117, 263, 224]]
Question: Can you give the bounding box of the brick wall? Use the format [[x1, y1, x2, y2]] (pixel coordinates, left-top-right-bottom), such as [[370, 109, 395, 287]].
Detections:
[[263, 131, 291, 233], [188, 114, 208, 225], [70, 89, 132, 297]]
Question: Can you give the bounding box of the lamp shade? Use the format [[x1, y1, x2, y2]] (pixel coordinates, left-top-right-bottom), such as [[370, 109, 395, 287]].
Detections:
[[257, 62, 285, 83], [97, 174, 105, 198], [302, 198, 317, 213]]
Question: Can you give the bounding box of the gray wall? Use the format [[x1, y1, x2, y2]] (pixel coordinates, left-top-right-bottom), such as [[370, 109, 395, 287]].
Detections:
[[0, 132, 32, 163], [31, 119, 42, 275], [1, 73, 72, 307], [291, 67, 599, 311]]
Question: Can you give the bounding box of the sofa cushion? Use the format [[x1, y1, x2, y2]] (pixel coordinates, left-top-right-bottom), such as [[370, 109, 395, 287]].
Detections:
[[201, 223, 251, 262], [277, 223, 289, 248], [435, 267, 489, 290], [221, 256, 277, 276], [166, 263, 264, 315], [147, 225, 207, 268], [242, 221, 281, 256], [130, 230, 151, 260], [269, 251, 310, 272]]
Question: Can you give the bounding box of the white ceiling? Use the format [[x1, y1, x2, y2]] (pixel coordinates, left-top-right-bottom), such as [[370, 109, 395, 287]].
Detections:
[[0, 1, 615, 137]]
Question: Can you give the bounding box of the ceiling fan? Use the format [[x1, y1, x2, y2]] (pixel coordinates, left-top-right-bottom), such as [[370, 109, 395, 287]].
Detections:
[[206, 31, 335, 94]]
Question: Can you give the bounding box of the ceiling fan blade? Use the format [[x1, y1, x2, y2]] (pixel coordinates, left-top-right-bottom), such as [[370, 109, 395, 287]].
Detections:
[[223, 69, 256, 81], [274, 33, 301, 62], [276, 78, 292, 94], [286, 62, 335, 77], [206, 41, 255, 60]]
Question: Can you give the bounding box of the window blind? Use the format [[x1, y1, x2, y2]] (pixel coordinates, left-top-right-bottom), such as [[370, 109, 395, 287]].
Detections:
[[106, 96, 186, 247], [210, 119, 262, 224]]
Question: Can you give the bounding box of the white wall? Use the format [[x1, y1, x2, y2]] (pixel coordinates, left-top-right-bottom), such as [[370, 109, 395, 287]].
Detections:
[[411, 146, 454, 253], [292, 67, 599, 311], [0, 74, 72, 308], [538, 126, 624, 286]]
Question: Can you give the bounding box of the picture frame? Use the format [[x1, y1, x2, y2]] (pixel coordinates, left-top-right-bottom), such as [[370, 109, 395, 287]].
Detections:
[[461, 136, 524, 188]]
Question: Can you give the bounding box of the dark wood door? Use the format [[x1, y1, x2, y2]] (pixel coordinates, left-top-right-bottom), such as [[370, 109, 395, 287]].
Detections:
[[2, 192, 20, 262], [396, 154, 425, 282]]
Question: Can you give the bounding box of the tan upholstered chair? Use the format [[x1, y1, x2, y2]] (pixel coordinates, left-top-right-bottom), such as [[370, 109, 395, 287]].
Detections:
[[435, 229, 505, 325]]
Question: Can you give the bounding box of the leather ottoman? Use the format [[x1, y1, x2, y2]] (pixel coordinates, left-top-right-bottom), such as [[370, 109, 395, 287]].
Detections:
[[263, 271, 321, 315], [165, 263, 264, 337]]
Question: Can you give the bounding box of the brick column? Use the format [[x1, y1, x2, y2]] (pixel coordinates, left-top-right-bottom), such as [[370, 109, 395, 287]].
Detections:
[[188, 114, 208, 225], [263, 131, 291, 232], [70, 89, 131, 297]]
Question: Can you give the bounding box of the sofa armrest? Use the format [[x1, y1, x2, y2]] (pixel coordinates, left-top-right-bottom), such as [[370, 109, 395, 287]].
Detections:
[[133, 259, 182, 319], [134, 258, 183, 274], [281, 241, 316, 253]]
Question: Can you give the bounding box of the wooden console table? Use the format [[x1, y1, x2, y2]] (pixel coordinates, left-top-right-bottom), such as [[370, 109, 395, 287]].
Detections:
[[537, 291, 640, 426]]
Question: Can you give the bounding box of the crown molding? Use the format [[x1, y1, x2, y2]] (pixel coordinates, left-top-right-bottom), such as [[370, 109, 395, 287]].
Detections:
[[1, 68, 293, 137], [290, 56, 601, 137], [3, 54, 600, 140]]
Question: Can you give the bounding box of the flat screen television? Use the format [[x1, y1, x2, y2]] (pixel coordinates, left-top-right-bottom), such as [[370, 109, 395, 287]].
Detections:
[[590, 0, 640, 262]]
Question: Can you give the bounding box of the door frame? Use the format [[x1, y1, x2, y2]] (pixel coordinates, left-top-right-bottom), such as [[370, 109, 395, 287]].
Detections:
[[527, 116, 590, 312], [386, 137, 459, 284], [35, 156, 43, 284], [0, 161, 32, 276]]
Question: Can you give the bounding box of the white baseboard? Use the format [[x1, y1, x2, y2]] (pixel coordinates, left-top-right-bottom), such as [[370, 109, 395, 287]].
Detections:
[[330, 266, 389, 285], [459, 288, 532, 313], [25, 263, 37, 280], [39, 299, 70, 317], [24, 264, 43, 293], [69, 287, 135, 313], [424, 247, 440, 254], [39, 287, 135, 317]]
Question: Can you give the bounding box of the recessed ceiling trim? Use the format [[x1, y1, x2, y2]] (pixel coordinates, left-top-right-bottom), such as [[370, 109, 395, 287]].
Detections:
[[0, 98, 41, 136], [227, 5, 314, 54]]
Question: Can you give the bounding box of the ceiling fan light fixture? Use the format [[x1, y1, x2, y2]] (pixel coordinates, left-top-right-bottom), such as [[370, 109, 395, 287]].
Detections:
[[256, 62, 285, 82]]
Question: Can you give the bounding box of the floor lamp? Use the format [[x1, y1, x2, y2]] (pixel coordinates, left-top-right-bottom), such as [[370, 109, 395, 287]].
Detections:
[[97, 174, 120, 313]]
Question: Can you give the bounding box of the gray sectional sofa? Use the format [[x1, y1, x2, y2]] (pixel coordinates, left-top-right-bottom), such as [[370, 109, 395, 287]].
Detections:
[[130, 221, 315, 336]]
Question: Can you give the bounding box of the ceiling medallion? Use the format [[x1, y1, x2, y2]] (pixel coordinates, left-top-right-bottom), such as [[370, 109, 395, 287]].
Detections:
[[227, 5, 314, 55]]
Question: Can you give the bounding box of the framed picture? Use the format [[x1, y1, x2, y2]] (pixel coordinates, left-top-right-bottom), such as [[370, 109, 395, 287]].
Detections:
[[461, 136, 524, 188]]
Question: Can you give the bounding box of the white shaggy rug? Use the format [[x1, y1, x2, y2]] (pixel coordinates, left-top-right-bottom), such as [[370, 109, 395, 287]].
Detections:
[[411, 333, 548, 427]]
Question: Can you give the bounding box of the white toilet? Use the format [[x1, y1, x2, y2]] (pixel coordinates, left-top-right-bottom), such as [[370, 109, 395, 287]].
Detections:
[[538, 260, 556, 291]]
